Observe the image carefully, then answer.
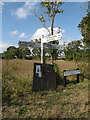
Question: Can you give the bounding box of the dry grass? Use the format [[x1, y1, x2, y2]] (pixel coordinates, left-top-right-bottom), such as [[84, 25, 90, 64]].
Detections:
[[2, 76, 88, 118], [2, 59, 78, 76], [55, 60, 78, 71], [2, 59, 40, 76], [2, 59, 89, 119]]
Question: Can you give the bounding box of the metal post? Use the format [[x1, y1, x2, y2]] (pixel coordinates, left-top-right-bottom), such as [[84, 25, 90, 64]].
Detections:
[[41, 35, 45, 64], [63, 70, 66, 87], [77, 68, 79, 83]]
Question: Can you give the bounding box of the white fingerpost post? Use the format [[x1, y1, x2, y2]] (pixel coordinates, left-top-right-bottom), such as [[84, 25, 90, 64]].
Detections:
[[41, 35, 45, 64]]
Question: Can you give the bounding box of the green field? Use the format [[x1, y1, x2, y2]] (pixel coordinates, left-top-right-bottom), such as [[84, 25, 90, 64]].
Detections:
[[2, 59, 89, 119]]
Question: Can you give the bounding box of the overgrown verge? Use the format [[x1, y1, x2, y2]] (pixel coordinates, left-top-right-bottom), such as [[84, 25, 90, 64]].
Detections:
[[2, 72, 88, 118], [2, 60, 89, 118], [2, 74, 33, 106], [53, 63, 63, 86]]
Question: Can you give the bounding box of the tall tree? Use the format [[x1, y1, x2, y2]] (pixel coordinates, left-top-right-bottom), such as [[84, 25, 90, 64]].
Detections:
[[35, 0, 65, 63], [78, 12, 90, 47], [3, 46, 17, 59], [64, 40, 83, 61], [16, 47, 31, 59], [39, 1, 64, 35]]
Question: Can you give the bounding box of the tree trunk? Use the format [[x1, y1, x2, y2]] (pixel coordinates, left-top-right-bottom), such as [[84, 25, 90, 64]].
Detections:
[[51, 17, 54, 35], [51, 16, 54, 64]]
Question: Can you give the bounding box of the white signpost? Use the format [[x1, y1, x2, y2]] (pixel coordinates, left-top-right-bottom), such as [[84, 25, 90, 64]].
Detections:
[[18, 33, 63, 64], [41, 33, 62, 63]]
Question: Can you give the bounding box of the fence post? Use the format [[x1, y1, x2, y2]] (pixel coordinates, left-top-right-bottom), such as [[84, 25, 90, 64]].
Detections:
[[77, 68, 79, 83], [63, 70, 66, 87]]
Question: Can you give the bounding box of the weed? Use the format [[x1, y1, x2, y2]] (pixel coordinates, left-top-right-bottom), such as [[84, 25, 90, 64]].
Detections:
[[18, 106, 26, 117], [53, 63, 63, 86]]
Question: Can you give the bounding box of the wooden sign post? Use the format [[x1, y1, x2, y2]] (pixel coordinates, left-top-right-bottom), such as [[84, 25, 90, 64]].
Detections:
[[33, 63, 56, 91]]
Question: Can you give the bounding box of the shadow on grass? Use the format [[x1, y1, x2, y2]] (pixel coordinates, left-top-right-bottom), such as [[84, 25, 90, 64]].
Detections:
[[57, 75, 79, 87], [66, 79, 77, 85]]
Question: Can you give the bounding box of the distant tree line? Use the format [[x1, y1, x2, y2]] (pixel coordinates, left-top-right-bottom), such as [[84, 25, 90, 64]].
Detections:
[[64, 40, 88, 61], [64, 12, 90, 61], [1, 39, 88, 62], [1, 46, 32, 60]]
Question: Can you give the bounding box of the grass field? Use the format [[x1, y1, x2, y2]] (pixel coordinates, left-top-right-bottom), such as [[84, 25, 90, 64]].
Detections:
[[1, 59, 89, 119], [2, 59, 78, 76]]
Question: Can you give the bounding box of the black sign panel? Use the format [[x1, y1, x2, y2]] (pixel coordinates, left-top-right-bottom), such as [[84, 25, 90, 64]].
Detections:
[[33, 63, 56, 91]]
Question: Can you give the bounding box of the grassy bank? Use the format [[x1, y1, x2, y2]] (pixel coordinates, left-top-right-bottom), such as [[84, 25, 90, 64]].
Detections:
[[2, 59, 89, 119], [2, 75, 88, 119]]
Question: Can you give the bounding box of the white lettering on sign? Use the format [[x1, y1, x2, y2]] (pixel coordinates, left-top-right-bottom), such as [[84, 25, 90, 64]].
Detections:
[[64, 70, 81, 76], [36, 65, 42, 77], [42, 34, 62, 43], [18, 41, 66, 50]]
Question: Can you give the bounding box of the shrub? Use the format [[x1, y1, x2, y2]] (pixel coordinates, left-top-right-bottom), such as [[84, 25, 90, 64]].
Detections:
[[53, 63, 63, 86]]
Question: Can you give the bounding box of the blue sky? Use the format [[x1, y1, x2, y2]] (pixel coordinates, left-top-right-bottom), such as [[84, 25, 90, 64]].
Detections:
[[1, 1, 88, 53]]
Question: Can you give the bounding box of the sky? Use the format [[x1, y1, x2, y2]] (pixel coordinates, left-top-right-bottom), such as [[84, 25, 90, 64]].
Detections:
[[0, 0, 88, 53]]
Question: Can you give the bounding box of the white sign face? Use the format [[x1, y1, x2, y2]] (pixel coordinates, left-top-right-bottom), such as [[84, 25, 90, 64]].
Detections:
[[36, 65, 42, 77], [64, 70, 81, 76], [42, 34, 62, 43]]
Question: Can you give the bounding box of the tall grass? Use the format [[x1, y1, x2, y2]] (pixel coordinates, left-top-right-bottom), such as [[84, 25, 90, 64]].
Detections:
[[2, 74, 88, 118], [2, 59, 89, 119]]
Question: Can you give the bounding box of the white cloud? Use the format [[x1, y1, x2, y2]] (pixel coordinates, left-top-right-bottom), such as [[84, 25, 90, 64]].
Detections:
[[0, 42, 18, 53], [0, 2, 4, 14], [5, 0, 87, 2], [13, 1, 38, 19], [31, 27, 64, 40], [0, 2, 4, 6], [80, 35, 84, 39], [15, 7, 29, 19], [10, 30, 18, 35], [80, 41, 85, 47], [0, 42, 9, 53], [19, 32, 27, 38], [59, 40, 65, 45], [11, 0, 22, 1], [3, 0, 24, 1], [67, 39, 72, 44], [61, 29, 65, 33], [31, 28, 49, 40]]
